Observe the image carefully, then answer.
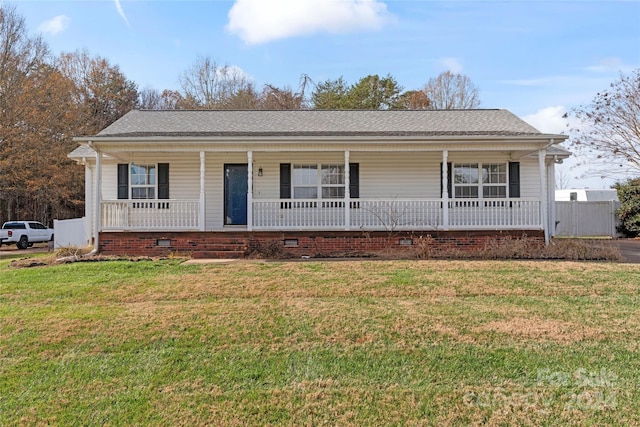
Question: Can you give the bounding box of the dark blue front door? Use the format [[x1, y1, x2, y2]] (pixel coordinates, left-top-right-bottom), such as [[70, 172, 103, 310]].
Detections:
[[224, 164, 248, 225]]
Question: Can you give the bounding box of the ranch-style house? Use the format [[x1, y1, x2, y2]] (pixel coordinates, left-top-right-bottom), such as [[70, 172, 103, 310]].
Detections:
[[69, 109, 570, 257]]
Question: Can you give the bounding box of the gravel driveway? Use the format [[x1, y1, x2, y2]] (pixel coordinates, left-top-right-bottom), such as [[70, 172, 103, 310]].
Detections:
[[0, 243, 51, 258]]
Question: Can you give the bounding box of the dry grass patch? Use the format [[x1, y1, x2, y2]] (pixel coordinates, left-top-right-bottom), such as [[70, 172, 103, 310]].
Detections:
[[475, 317, 605, 344]]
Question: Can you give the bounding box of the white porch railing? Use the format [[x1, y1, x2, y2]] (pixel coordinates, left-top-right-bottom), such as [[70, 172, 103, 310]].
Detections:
[[448, 199, 541, 229], [252, 199, 346, 230], [252, 198, 541, 231], [99, 198, 541, 231], [349, 199, 443, 230], [101, 200, 200, 230]]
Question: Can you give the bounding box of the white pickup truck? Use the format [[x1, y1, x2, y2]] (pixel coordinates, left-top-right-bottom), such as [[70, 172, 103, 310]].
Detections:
[[0, 221, 54, 249]]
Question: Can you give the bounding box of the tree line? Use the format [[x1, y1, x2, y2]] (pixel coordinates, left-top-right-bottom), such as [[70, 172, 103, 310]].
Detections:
[[140, 56, 480, 111], [0, 4, 481, 226]]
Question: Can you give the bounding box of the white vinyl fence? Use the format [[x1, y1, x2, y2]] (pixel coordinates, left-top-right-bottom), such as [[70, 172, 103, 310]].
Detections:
[[555, 201, 620, 237], [53, 217, 91, 249]]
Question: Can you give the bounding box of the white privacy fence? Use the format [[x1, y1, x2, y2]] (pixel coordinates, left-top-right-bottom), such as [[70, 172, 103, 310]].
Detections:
[[555, 201, 620, 237], [53, 217, 91, 249]]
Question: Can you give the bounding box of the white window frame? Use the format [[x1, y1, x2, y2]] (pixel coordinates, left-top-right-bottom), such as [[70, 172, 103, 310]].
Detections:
[[292, 164, 318, 199], [292, 164, 345, 199], [453, 162, 507, 199], [130, 163, 157, 200], [321, 164, 345, 199]]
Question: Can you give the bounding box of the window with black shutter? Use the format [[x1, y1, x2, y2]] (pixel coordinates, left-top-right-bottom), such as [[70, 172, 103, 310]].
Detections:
[[508, 162, 520, 198], [117, 164, 129, 199]]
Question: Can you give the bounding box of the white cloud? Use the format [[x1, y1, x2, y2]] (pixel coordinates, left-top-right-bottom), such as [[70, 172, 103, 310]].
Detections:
[[585, 57, 629, 74], [522, 106, 568, 134], [115, 0, 130, 27], [226, 0, 395, 45], [38, 15, 70, 36], [501, 76, 556, 87], [437, 57, 463, 73]]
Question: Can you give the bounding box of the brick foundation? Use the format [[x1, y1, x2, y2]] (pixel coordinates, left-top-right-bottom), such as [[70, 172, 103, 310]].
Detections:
[[98, 230, 544, 258]]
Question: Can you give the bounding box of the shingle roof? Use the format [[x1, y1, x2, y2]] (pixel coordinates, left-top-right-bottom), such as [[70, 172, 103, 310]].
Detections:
[[68, 145, 96, 158], [92, 109, 548, 138]]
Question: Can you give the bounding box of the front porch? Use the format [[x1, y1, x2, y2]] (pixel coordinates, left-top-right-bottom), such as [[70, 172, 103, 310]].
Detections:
[[100, 197, 542, 231]]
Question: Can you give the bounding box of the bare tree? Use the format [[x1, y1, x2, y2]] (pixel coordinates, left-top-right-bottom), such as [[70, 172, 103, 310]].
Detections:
[[57, 49, 138, 134], [260, 74, 311, 110], [423, 71, 481, 110], [178, 56, 255, 109], [555, 165, 572, 189], [569, 69, 640, 177], [138, 87, 165, 110]]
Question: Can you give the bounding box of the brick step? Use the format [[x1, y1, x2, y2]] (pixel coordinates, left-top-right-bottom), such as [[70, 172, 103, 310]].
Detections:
[[192, 250, 246, 259]]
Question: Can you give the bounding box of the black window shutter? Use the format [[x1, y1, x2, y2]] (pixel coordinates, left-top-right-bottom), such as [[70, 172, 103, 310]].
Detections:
[[280, 164, 291, 199], [349, 163, 359, 198], [158, 163, 169, 199], [508, 162, 520, 198], [117, 164, 129, 199], [440, 162, 452, 198]]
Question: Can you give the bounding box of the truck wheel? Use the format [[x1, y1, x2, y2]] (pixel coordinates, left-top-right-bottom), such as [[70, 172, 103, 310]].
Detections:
[[17, 236, 29, 250]]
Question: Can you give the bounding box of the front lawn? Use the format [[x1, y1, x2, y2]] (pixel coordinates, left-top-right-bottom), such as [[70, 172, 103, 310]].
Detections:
[[1, 258, 638, 425]]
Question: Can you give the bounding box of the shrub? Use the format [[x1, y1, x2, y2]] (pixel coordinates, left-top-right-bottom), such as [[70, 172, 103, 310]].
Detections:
[[410, 235, 621, 261], [614, 177, 640, 237]]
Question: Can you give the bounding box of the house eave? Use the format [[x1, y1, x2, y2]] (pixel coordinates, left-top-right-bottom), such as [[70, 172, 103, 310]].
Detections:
[[73, 133, 568, 145]]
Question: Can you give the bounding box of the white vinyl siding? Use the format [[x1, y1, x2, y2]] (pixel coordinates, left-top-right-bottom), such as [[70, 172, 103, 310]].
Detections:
[[251, 151, 540, 200], [448, 153, 540, 199], [519, 160, 541, 199], [252, 152, 345, 199]]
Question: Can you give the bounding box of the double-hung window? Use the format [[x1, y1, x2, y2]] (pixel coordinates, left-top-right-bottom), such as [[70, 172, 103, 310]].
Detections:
[[321, 165, 345, 198], [292, 164, 345, 199], [453, 163, 507, 199], [292, 165, 318, 199], [130, 164, 156, 199], [482, 164, 507, 198]]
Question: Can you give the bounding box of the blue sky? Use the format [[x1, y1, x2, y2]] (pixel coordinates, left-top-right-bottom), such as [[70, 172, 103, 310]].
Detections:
[[15, 0, 640, 187]]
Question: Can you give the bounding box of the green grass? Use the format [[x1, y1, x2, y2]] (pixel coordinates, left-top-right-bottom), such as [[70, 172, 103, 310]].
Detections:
[[1, 257, 639, 425]]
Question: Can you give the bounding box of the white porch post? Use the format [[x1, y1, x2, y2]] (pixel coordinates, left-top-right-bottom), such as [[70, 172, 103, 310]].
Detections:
[[538, 148, 549, 244], [344, 150, 350, 230], [84, 160, 93, 247], [547, 159, 556, 238], [442, 150, 449, 230], [93, 146, 102, 252], [247, 151, 253, 231], [199, 151, 206, 231]]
